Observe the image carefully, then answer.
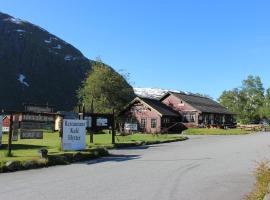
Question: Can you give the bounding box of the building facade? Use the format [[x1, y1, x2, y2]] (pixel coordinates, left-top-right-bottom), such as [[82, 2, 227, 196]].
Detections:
[[160, 92, 234, 128], [119, 97, 182, 133]]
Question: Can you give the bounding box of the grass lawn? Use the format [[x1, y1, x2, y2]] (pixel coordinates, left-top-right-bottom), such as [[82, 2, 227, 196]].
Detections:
[[247, 161, 270, 200], [0, 132, 185, 162], [182, 128, 252, 135]]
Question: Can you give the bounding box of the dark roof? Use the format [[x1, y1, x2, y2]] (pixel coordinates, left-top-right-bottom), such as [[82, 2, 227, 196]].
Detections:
[[139, 97, 180, 117], [165, 92, 233, 115]]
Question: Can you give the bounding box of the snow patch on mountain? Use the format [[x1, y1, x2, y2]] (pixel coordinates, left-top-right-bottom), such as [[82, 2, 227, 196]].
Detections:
[[44, 39, 51, 44], [64, 55, 72, 61], [53, 44, 62, 49], [15, 29, 26, 33], [18, 74, 29, 87], [64, 55, 81, 61], [5, 17, 24, 24], [134, 87, 182, 99]]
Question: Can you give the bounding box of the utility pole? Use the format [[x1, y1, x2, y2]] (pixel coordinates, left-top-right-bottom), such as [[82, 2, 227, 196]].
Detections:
[[112, 109, 115, 144], [7, 113, 13, 157], [90, 99, 94, 144]]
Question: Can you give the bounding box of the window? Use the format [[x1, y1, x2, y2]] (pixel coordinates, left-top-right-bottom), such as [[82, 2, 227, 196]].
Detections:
[[151, 118, 157, 128], [183, 113, 196, 123], [141, 118, 147, 129], [163, 118, 170, 123]]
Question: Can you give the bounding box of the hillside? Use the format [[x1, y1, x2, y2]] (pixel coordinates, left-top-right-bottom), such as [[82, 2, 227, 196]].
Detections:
[[0, 12, 93, 111]]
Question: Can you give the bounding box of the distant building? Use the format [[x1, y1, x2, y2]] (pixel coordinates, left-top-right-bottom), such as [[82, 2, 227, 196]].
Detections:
[[160, 92, 234, 128], [119, 97, 182, 133], [2, 115, 10, 132], [54, 111, 79, 131]]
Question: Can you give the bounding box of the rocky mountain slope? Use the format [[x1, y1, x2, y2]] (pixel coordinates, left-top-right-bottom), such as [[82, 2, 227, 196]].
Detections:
[[0, 12, 94, 111]]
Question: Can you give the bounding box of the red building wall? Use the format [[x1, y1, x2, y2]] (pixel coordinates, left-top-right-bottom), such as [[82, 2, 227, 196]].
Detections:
[[123, 103, 162, 133], [161, 94, 199, 127], [3, 116, 10, 127]]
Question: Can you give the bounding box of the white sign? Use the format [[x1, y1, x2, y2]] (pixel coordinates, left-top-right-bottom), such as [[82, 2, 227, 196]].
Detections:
[[62, 119, 86, 151], [124, 123, 138, 131], [0, 116, 2, 147], [85, 116, 92, 128], [97, 118, 108, 126], [2, 127, 10, 132]]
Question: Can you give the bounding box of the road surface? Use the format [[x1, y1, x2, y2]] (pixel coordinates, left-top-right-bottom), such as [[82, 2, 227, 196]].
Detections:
[[1, 133, 270, 200]]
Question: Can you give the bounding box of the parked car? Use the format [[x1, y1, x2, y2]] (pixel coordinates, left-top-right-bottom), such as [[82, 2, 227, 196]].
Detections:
[[260, 119, 270, 126]]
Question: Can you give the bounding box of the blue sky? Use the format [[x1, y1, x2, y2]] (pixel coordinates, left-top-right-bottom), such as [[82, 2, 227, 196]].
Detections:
[[1, 0, 270, 99]]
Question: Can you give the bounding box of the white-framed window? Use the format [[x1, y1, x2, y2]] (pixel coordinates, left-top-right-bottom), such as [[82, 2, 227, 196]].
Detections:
[[141, 118, 147, 129], [151, 118, 157, 128], [183, 113, 196, 123]]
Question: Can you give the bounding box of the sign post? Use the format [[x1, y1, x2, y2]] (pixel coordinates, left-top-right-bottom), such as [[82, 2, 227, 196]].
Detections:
[[62, 119, 86, 151], [112, 109, 115, 144], [12, 115, 19, 141], [7, 113, 13, 156], [0, 115, 2, 147]]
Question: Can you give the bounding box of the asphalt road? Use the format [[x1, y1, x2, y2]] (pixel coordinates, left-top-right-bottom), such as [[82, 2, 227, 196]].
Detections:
[[1, 133, 270, 200]]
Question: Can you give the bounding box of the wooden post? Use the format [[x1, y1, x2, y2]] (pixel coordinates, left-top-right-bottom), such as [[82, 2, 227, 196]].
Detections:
[[90, 100, 94, 144], [90, 131, 94, 143], [82, 104, 85, 120], [90, 116, 94, 144], [7, 113, 13, 157], [112, 109, 115, 144]]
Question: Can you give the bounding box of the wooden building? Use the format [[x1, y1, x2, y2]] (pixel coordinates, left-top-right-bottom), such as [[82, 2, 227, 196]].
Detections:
[[119, 97, 182, 133], [160, 92, 234, 128]]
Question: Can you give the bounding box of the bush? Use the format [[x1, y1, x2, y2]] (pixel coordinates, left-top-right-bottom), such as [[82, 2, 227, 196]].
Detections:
[[5, 160, 22, 172]]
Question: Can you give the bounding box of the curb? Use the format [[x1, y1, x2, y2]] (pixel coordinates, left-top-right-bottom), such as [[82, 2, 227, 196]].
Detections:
[[0, 147, 109, 174], [0, 137, 188, 174]]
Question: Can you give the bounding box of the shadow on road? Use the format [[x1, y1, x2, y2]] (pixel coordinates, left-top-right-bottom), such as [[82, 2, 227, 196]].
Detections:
[[84, 154, 141, 165]]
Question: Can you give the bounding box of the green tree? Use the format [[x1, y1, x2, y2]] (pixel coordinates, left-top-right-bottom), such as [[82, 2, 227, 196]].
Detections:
[[219, 75, 266, 124], [219, 88, 247, 122], [241, 75, 264, 122], [259, 88, 270, 119], [77, 60, 135, 113]]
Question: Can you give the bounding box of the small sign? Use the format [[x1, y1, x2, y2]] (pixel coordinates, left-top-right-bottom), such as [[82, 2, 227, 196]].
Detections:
[[84, 116, 92, 128], [84, 113, 113, 131], [0, 115, 2, 147], [2, 127, 9, 132], [21, 121, 53, 130], [20, 130, 43, 139], [22, 114, 54, 122], [124, 123, 138, 131], [25, 105, 53, 113], [96, 118, 108, 126], [62, 119, 86, 151]]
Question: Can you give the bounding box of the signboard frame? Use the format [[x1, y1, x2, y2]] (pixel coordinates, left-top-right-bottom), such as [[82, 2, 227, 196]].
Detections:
[[20, 130, 43, 139], [84, 113, 113, 131], [0, 115, 2, 147], [124, 123, 138, 131], [62, 119, 87, 151]]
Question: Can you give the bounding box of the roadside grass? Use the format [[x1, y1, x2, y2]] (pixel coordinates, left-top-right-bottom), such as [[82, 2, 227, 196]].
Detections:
[[246, 161, 270, 200], [0, 132, 186, 162], [182, 128, 252, 135]]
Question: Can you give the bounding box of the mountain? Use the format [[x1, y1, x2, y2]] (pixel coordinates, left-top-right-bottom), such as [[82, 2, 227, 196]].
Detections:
[[0, 12, 93, 111]]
